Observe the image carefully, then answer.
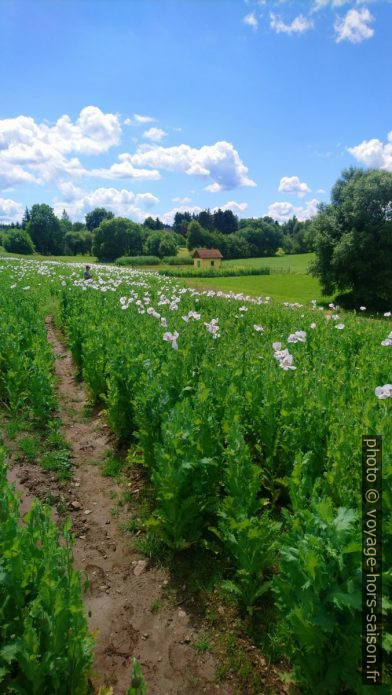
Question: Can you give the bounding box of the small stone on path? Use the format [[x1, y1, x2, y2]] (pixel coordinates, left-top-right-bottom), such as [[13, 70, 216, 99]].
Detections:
[[133, 560, 147, 576]]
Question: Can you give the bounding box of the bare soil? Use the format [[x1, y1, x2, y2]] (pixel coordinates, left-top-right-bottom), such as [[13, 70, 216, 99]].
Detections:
[[7, 318, 237, 695]]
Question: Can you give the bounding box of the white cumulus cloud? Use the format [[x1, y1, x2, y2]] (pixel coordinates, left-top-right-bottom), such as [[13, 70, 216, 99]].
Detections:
[[0, 161, 37, 190], [90, 153, 161, 181], [270, 13, 314, 35], [266, 198, 320, 223], [132, 113, 156, 124], [0, 197, 24, 224], [334, 8, 374, 43], [172, 196, 192, 204], [143, 127, 168, 142], [278, 176, 311, 197], [0, 106, 122, 189], [55, 184, 159, 222], [214, 201, 248, 215], [243, 12, 258, 29], [347, 130, 392, 171], [312, 0, 370, 11], [129, 141, 256, 191]]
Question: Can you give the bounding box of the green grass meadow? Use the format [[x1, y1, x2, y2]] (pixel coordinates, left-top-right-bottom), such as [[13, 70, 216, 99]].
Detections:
[[0, 246, 325, 304], [182, 252, 326, 304], [223, 252, 315, 274], [184, 272, 330, 304]]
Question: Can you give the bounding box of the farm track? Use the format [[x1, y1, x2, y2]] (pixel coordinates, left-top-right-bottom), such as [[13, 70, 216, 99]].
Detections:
[[8, 317, 235, 695]]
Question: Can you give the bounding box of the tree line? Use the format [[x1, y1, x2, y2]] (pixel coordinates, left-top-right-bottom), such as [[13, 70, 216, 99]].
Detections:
[[0, 204, 313, 260]]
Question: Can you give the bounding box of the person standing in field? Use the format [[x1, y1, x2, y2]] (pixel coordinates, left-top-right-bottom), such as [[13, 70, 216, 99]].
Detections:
[[83, 264, 92, 280]]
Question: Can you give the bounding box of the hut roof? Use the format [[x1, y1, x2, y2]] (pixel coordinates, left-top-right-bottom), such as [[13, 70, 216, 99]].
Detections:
[[192, 248, 223, 259]]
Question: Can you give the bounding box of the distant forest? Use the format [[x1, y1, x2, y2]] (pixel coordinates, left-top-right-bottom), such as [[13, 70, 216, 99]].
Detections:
[[0, 204, 313, 260]]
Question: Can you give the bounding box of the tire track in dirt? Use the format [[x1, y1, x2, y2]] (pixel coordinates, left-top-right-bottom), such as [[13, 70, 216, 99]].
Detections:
[[9, 317, 234, 695]]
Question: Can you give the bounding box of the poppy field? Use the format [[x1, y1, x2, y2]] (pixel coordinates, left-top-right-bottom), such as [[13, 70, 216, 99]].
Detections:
[[0, 256, 391, 694]]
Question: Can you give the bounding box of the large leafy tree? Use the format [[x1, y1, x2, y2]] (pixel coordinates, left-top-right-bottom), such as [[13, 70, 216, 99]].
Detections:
[[186, 220, 212, 250], [311, 168, 392, 308], [27, 204, 64, 255], [158, 233, 179, 258], [144, 231, 164, 256], [3, 228, 35, 254], [173, 211, 192, 236], [92, 217, 143, 260], [225, 233, 251, 259], [239, 219, 283, 257], [85, 207, 114, 232], [64, 230, 93, 255], [281, 217, 314, 254], [144, 231, 179, 258], [143, 216, 164, 230]]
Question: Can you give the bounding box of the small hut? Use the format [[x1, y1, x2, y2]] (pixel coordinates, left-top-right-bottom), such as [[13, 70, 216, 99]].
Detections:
[[192, 248, 223, 270]]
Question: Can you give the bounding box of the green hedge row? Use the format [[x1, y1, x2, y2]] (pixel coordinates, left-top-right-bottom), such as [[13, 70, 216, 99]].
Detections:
[[161, 255, 193, 265], [115, 255, 161, 266], [159, 265, 271, 278]]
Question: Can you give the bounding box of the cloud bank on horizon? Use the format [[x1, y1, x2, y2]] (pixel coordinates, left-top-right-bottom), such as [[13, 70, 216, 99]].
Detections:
[[0, 103, 387, 225]]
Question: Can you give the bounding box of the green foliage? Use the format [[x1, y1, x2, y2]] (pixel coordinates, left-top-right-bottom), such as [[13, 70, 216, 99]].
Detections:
[[19, 435, 39, 461], [273, 499, 365, 694], [0, 449, 93, 694], [27, 204, 64, 255], [85, 207, 114, 232], [0, 283, 56, 424], [213, 421, 281, 613], [127, 658, 148, 694], [143, 215, 164, 230], [158, 233, 179, 258], [64, 230, 93, 255], [311, 167, 392, 309], [212, 208, 239, 234], [186, 220, 209, 250], [144, 231, 180, 258], [239, 219, 283, 257], [162, 255, 193, 265], [193, 635, 210, 653], [93, 217, 144, 261], [2, 256, 391, 694], [97, 658, 148, 695], [159, 265, 270, 278], [115, 255, 160, 266], [3, 228, 35, 254], [21, 206, 31, 229], [284, 217, 315, 254], [101, 455, 124, 478], [144, 231, 166, 257], [173, 211, 192, 236], [40, 448, 72, 479], [148, 390, 221, 550]]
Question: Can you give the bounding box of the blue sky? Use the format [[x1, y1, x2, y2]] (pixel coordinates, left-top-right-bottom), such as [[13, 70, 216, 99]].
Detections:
[[0, 0, 391, 225]]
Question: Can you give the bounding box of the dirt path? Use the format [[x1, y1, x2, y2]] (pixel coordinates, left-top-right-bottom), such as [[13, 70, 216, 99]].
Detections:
[[9, 318, 234, 695]]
